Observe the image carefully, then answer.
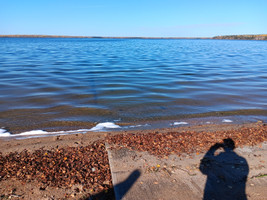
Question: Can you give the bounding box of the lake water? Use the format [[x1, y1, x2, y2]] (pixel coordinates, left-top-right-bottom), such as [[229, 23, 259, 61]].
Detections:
[[0, 38, 267, 134]]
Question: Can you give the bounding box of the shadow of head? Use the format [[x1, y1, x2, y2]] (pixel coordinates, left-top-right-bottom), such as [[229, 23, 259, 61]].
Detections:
[[222, 138, 235, 150]]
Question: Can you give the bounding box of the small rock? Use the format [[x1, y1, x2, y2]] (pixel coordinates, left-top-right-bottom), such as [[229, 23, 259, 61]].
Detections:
[[71, 193, 76, 197]]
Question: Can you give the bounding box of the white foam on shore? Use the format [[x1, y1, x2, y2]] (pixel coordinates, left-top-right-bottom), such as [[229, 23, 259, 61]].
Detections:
[[128, 124, 150, 128], [0, 128, 94, 138], [0, 122, 121, 138], [89, 122, 121, 131], [0, 128, 11, 137], [222, 119, 233, 123], [172, 122, 189, 125], [17, 130, 49, 136]]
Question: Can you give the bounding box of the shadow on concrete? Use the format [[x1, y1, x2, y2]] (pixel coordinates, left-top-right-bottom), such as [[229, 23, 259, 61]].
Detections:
[[199, 138, 249, 200], [89, 169, 141, 200]]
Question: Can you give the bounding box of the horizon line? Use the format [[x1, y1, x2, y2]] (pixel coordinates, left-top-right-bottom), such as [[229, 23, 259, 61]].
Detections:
[[1, 34, 266, 40], [0, 34, 212, 39]]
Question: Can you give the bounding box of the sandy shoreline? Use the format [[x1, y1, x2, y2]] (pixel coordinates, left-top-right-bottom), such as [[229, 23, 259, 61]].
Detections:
[[0, 122, 266, 199], [0, 121, 263, 154]]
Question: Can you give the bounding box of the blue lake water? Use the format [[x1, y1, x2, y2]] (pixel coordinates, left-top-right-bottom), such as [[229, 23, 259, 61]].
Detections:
[[0, 38, 267, 132]]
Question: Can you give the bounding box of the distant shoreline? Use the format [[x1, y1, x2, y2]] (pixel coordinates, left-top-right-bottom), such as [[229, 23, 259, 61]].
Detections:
[[0, 34, 266, 40], [0, 35, 211, 39], [213, 34, 267, 41]]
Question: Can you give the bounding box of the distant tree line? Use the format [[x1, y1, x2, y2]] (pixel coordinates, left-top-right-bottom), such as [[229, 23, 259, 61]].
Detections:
[[213, 34, 267, 40]]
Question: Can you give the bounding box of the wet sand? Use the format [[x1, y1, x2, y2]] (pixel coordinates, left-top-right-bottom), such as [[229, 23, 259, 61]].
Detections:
[[0, 122, 266, 199]]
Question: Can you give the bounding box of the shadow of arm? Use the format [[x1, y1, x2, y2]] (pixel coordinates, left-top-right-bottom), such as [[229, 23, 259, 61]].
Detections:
[[199, 143, 223, 174]]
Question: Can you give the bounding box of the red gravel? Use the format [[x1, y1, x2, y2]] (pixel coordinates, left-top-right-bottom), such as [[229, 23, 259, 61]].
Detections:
[[0, 141, 113, 199], [107, 124, 267, 157]]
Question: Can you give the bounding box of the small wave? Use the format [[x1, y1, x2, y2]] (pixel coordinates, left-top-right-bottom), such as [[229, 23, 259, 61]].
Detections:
[[0, 122, 121, 138], [16, 130, 49, 136], [0, 128, 91, 138], [0, 128, 11, 137], [222, 119, 233, 123], [172, 122, 189, 125], [89, 122, 121, 131], [128, 124, 150, 128]]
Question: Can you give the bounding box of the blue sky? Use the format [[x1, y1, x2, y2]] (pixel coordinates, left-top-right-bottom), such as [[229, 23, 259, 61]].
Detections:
[[0, 0, 266, 37]]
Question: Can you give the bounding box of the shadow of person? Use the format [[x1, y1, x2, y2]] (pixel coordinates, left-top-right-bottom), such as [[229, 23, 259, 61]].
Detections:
[[199, 138, 249, 200], [89, 169, 141, 200]]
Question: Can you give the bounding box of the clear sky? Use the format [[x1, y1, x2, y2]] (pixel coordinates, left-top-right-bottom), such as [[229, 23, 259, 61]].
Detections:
[[0, 0, 266, 37]]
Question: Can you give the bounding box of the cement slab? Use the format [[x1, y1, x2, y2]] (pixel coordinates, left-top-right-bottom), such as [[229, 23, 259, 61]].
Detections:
[[106, 142, 267, 200]]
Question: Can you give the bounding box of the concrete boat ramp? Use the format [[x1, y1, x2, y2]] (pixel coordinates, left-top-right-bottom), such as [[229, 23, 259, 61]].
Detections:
[[106, 143, 267, 200]]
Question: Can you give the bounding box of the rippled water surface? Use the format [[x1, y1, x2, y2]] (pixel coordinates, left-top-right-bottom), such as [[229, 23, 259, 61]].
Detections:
[[0, 38, 267, 132]]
